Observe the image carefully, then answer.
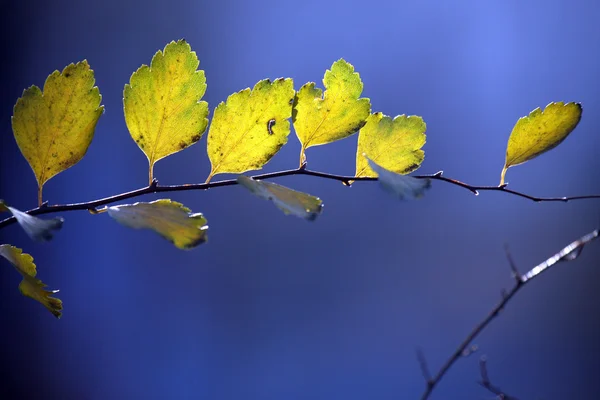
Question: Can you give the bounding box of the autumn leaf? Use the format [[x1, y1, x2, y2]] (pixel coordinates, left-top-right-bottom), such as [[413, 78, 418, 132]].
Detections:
[[356, 112, 426, 178], [293, 59, 371, 165], [367, 157, 431, 200], [0, 244, 63, 318], [237, 176, 323, 221], [124, 39, 209, 183], [500, 102, 582, 185], [11, 60, 104, 205], [107, 199, 208, 249], [0, 200, 63, 241], [206, 78, 294, 182]]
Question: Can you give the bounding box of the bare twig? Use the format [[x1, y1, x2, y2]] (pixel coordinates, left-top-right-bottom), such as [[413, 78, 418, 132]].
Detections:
[[2, 168, 600, 230], [416, 347, 433, 386], [478, 356, 521, 400], [504, 245, 523, 285], [419, 229, 599, 399]]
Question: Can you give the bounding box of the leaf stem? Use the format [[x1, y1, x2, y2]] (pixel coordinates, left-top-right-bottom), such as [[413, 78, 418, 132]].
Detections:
[[2, 168, 600, 230], [299, 147, 307, 167], [37, 186, 43, 207], [500, 165, 508, 186]]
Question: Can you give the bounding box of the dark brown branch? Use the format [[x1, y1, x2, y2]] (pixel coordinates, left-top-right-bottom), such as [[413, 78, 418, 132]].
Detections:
[[478, 356, 521, 400], [2, 167, 600, 230], [419, 229, 599, 400]]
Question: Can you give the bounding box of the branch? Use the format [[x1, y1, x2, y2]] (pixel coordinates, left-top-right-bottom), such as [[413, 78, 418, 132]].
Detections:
[[419, 229, 599, 400], [2, 167, 600, 230], [478, 356, 521, 400], [416, 347, 433, 386]]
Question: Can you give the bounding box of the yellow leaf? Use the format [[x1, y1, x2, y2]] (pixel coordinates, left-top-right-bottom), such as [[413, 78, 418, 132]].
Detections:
[[11, 61, 104, 205], [0, 200, 8, 213], [500, 102, 582, 185], [0, 244, 63, 318], [205, 78, 295, 182], [356, 113, 426, 178], [107, 199, 208, 249], [124, 40, 209, 184], [293, 59, 371, 165], [237, 176, 323, 221]]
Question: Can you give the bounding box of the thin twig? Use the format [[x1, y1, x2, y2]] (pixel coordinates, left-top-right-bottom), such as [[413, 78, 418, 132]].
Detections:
[[419, 229, 599, 400], [478, 356, 521, 400], [504, 245, 523, 285], [2, 167, 600, 230], [416, 347, 433, 386]]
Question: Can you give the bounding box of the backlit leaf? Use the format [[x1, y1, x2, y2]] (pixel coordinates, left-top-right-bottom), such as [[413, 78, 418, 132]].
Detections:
[[237, 176, 323, 221], [206, 78, 295, 182], [356, 113, 426, 178], [107, 199, 208, 249], [0, 244, 63, 318], [12, 60, 104, 205], [124, 40, 209, 183], [500, 102, 582, 185], [0, 200, 63, 241], [293, 59, 371, 165], [367, 158, 431, 200]]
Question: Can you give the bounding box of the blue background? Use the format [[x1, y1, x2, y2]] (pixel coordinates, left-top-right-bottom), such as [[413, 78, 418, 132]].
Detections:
[[1, 0, 599, 399]]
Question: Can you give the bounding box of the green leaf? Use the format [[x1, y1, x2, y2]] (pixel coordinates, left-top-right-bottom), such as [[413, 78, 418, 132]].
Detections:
[[367, 157, 431, 200], [237, 176, 323, 221], [293, 59, 371, 165], [0, 244, 63, 318], [356, 112, 426, 178], [124, 40, 209, 184], [11, 60, 104, 205], [0, 200, 63, 241], [500, 102, 582, 185], [206, 78, 295, 182], [107, 199, 208, 249]]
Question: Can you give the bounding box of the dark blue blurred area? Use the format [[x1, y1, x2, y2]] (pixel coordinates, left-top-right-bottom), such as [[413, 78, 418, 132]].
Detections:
[[1, 0, 600, 399]]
